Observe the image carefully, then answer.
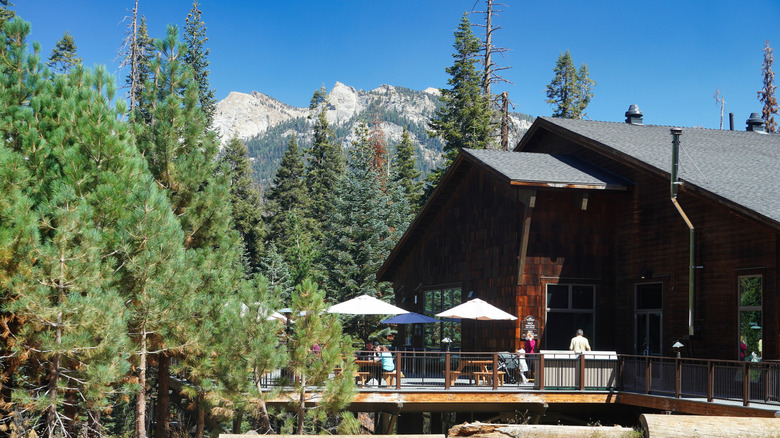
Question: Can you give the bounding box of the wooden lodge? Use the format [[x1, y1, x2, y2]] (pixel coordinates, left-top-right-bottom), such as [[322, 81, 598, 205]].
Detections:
[[377, 107, 779, 361]]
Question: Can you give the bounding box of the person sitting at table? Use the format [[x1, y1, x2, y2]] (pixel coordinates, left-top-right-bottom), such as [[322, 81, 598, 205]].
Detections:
[[370, 342, 382, 385], [380, 346, 395, 373]]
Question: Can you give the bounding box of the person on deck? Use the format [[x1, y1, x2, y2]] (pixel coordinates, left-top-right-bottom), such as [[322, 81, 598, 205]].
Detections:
[[569, 329, 591, 354]]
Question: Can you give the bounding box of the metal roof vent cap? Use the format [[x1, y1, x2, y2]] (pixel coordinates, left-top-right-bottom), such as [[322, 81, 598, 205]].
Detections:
[[625, 104, 643, 125], [746, 113, 767, 133]]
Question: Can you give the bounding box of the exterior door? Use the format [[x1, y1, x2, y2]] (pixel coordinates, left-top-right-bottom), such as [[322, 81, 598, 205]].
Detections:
[[635, 283, 663, 356]]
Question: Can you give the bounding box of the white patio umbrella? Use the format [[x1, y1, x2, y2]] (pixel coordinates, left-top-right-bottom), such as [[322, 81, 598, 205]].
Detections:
[[327, 294, 409, 315], [328, 294, 408, 342], [436, 298, 517, 320]]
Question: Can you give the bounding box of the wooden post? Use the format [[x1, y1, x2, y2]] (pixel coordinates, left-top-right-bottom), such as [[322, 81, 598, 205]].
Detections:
[[579, 354, 586, 391], [445, 353, 451, 390], [675, 357, 681, 398], [707, 360, 714, 402], [492, 354, 498, 390], [645, 357, 651, 394], [395, 352, 402, 389]]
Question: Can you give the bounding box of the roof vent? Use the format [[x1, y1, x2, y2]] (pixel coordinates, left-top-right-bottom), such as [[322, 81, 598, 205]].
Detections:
[[625, 105, 643, 125], [746, 113, 766, 133]]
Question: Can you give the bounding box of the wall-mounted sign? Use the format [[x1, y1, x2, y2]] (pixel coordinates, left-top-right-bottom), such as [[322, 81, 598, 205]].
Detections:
[[523, 315, 538, 338]]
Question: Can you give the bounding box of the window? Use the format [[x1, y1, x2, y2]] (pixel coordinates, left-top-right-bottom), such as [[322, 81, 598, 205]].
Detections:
[[423, 287, 461, 350], [738, 275, 762, 360], [544, 283, 595, 350]]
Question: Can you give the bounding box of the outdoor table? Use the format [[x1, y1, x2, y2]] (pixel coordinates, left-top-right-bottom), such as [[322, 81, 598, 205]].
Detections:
[[456, 359, 501, 385]]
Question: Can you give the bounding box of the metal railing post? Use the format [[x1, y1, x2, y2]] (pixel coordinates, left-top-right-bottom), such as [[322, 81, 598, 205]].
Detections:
[[579, 354, 586, 390], [538, 353, 545, 390], [707, 360, 713, 402], [675, 357, 681, 398], [743, 361, 750, 406]]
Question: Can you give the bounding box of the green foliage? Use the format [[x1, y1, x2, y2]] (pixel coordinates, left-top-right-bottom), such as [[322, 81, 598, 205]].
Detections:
[[264, 134, 308, 250], [321, 123, 411, 339], [0, 0, 14, 28], [221, 136, 266, 272], [428, 13, 493, 158], [46, 30, 82, 75], [545, 49, 596, 119], [183, 1, 216, 127], [286, 279, 355, 434], [391, 127, 424, 211]]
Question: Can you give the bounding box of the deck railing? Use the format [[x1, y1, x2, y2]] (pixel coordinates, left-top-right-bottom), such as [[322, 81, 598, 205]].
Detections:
[[259, 351, 780, 408]]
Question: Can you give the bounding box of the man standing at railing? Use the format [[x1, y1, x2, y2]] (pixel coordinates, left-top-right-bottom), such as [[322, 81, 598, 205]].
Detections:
[[569, 329, 591, 354]]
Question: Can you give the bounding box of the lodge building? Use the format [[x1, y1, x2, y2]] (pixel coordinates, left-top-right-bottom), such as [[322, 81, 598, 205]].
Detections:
[[377, 107, 779, 361]]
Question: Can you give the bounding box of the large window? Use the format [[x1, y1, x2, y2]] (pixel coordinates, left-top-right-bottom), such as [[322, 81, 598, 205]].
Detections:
[[423, 287, 461, 350], [635, 283, 662, 356], [738, 275, 762, 360], [545, 284, 595, 350]]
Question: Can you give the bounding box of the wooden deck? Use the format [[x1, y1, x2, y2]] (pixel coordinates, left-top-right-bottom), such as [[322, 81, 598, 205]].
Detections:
[[262, 352, 780, 418]]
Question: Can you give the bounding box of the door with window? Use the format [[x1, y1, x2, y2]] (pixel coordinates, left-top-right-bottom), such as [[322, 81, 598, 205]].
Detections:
[[738, 275, 762, 360], [634, 283, 662, 356], [544, 283, 595, 350]]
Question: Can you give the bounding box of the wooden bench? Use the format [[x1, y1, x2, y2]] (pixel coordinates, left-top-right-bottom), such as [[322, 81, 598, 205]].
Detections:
[[472, 371, 505, 386], [382, 370, 404, 386], [354, 371, 370, 385]]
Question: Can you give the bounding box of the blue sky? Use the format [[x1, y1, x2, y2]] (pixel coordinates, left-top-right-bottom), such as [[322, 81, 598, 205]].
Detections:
[[14, 0, 780, 129]]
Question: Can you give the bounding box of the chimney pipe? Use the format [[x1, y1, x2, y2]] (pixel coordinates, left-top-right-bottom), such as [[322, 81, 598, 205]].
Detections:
[[746, 113, 766, 133], [729, 113, 734, 131], [625, 104, 643, 124]]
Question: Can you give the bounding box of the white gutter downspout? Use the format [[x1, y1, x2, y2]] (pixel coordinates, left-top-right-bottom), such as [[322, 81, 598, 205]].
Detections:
[[670, 128, 695, 336]]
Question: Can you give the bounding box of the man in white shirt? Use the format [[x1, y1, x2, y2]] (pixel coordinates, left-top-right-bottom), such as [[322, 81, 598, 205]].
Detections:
[[569, 329, 591, 354]]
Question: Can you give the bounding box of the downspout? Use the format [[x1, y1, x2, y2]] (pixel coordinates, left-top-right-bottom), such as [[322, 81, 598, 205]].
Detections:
[[670, 128, 695, 336]]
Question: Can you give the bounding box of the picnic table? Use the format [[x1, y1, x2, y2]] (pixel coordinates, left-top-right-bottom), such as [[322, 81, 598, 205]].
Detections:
[[450, 358, 504, 386]]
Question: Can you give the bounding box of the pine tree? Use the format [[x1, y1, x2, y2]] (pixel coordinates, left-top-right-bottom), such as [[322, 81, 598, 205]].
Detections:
[[0, 19, 188, 437], [321, 123, 409, 339], [285, 279, 355, 434], [428, 13, 493, 158], [134, 25, 243, 438], [545, 50, 596, 119], [221, 136, 265, 272], [265, 134, 308, 250], [47, 31, 82, 74], [426, 13, 492, 198], [0, 0, 15, 28], [183, 1, 217, 127], [758, 40, 778, 133], [213, 275, 287, 433], [391, 127, 423, 211], [304, 88, 345, 241], [120, 5, 155, 115]]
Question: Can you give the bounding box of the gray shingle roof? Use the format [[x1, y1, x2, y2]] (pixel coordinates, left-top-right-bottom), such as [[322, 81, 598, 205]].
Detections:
[[527, 117, 780, 227], [463, 148, 628, 189]]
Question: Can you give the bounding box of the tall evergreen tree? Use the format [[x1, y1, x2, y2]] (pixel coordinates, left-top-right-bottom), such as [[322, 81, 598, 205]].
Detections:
[[545, 50, 596, 119], [758, 39, 778, 133], [0, 0, 15, 28], [304, 88, 345, 241], [221, 136, 265, 272], [0, 19, 188, 438], [322, 123, 410, 338], [183, 1, 217, 127], [121, 8, 155, 116], [134, 25, 243, 438], [426, 13, 492, 196], [47, 31, 82, 74], [265, 134, 307, 249], [391, 127, 423, 211]]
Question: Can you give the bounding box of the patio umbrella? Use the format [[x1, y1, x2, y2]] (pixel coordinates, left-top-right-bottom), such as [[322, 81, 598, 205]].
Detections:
[[436, 298, 517, 320], [381, 312, 441, 324], [327, 294, 409, 315], [328, 294, 408, 341]]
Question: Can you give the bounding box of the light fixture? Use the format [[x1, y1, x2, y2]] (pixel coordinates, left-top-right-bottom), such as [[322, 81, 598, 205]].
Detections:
[[673, 341, 684, 358]]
